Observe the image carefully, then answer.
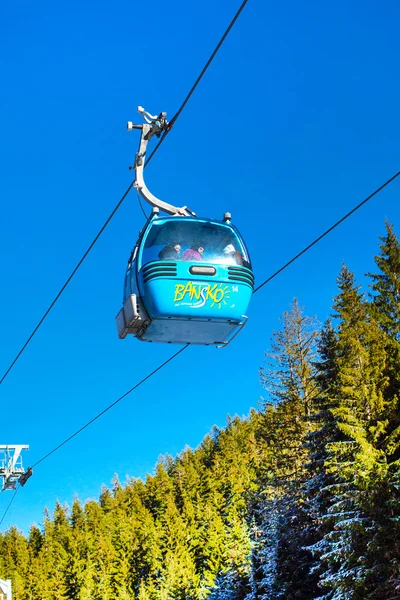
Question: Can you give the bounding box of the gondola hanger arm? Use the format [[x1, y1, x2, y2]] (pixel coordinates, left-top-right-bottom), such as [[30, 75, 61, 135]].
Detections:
[[127, 107, 195, 217]]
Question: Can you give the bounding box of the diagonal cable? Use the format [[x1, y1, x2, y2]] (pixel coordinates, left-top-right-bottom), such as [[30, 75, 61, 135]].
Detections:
[[0, 182, 133, 385], [2, 171, 399, 523], [0, 0, 250, 386], [0, 346, 187, 526], [16, 171, 400, 469], [253, 171, 400, 294], [0, 486, 20, 526], [145, 0, 250, 167], [31, 345, 188, 469]]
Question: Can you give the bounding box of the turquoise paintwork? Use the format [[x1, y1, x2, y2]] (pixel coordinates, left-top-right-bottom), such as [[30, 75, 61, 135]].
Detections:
[[123, 214, 253, 345]]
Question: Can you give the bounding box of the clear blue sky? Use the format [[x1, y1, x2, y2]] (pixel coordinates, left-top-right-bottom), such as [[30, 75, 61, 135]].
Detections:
[[1, 0, 399, 533]]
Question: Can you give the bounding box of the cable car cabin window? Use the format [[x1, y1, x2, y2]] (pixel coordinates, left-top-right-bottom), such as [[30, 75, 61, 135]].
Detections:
[[141, 220, 251, 269]]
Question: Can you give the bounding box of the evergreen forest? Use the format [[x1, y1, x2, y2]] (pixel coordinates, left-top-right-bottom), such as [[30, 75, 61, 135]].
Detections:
[[1, 222, 400, 599]]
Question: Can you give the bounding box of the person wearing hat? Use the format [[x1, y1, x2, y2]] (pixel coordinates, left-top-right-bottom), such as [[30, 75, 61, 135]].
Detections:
[[223, 244, 243, 266]]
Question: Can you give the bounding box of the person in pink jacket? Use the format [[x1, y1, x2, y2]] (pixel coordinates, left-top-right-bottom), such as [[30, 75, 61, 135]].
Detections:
[[182, 243, 204, 262]]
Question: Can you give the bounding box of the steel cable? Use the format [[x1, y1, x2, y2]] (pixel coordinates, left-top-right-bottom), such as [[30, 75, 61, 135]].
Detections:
[[0, 0, 251, 385], [1, 171, 399, 524]]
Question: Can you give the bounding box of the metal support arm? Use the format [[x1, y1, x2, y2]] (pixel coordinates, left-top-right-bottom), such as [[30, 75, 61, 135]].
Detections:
[[127, 107, 195, 217]]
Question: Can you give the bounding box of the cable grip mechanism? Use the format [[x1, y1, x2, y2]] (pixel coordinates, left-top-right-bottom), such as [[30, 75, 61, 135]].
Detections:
[[127, 106, 195, 217]]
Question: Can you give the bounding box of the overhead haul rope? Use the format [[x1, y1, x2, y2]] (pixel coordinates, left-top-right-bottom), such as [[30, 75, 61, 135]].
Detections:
[[0, 346, 189, 526], [0, 0, 250, 387], [145, 0, 250, 167], [31, 345, 188, 469], [0, 486, 20, 526], [0, 182, 134, 386], [253, 171, 400, 293], [1, 171, 398, 530], [31, 170, 400, 472]]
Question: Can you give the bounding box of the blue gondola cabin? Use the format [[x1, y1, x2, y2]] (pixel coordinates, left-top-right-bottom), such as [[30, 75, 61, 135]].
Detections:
[[116, 212, 253, 346]]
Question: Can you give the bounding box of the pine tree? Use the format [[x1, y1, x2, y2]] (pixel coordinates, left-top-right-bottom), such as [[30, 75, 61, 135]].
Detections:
[[37, 502, 72, 599], [84, 499, 115, 600], [368, 221, 400, 340], [303, 320, 342, 599], [24, 525, 45, 599], [245, 496, 281, 600], [363, 222, 400, 597], [120, 479, 161, 594], [254, 299, 320, 598], [0, 526, 30, 599], [308, 265, 391, 598], [62, 497, 94, 600], [368, 222, 400, 463]]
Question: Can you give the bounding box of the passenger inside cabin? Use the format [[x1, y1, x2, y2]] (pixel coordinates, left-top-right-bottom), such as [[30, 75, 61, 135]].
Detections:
[[223, 243, 243, 266], [158, 242, 182, 260], [182, 243, 204, 262]]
